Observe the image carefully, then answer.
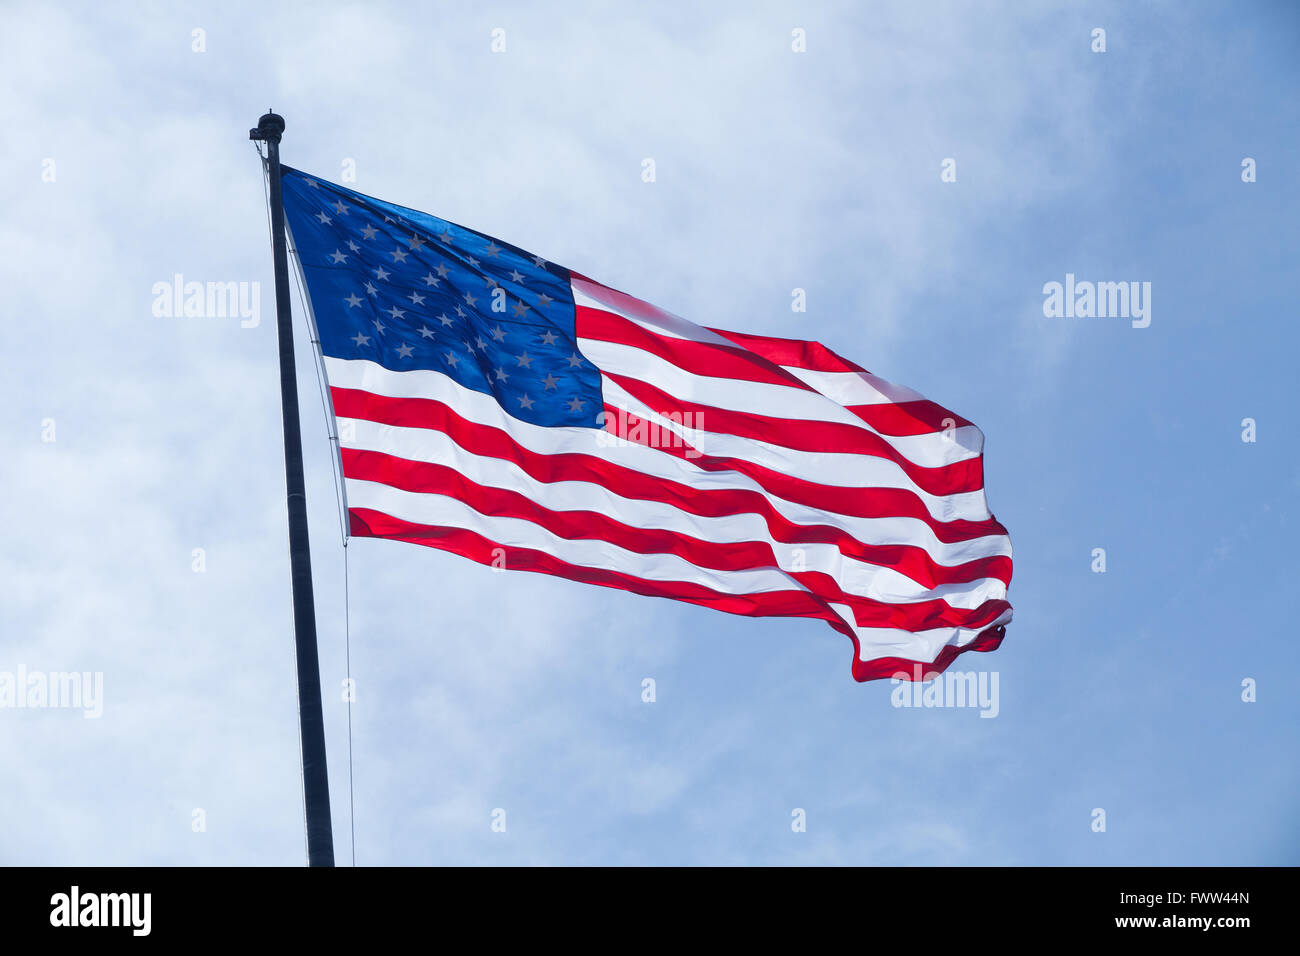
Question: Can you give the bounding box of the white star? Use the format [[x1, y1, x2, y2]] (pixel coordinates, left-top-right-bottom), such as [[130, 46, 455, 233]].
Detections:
[[540, 330, 558, 346], [418, 326, 435, 339], [373, 320, 386, 333], [438, 313, 454, 327], [329, 249, 347, 264], [485, 241, 501, 257], [316, 211, 332, 225], [304, 179, 319, 189], [541, 373, 559, 390], [387, 306, 406, 319], [390, 247, 409, 263], [352, 332, 370, 346], [361, 224, 378, 240], [422, 272, 440, 287], [464, 291, 478, 308], [374, 265, 391, 281], [518, 394, 535, 410], [530, 254, 546, 268], [537, 293, 553, 309], [566, 396, 586, 413], [364, 281, 379, 296], [475, 336, 488, 351], [511, 300, 528, 317], [344, 293, 363, 308], [435, 263, 451, 278], [466, 255, 480, 269], [455, 305, 467, 318], [567, 352, 583, 367], [347, 240, 360, 253], [407, 234, 425, 251], [395, 343, 414, 358], [490, 326, 507, 342], [438, 231, 453, 243], [445, 351, 459, 367], [333, 200, 349, 215], [494, 367, 509, 382], [409, 291, 426, 305], [516, 352, 533, 368], [508, 269, 525, 283]]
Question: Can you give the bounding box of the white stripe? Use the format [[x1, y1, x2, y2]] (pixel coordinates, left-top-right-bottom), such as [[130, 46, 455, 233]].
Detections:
[[324, 357, 1011, 566], [571, 277, 734, 346], [789, 367, 927, 406], [788, 367, 986, 458], [341, 415, 1008, 608], [329, 356, 1008, 554], [579, 335, 982, 469], [835, 606, 1013, 664], [346, 477, 801, 596], [348, 479, 1009, 665], [572, 277, 985, 466], [601, 378, 992, 523]]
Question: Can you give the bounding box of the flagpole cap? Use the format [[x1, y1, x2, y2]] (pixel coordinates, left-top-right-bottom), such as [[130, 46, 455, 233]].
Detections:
[[250, 111, 285, 143]]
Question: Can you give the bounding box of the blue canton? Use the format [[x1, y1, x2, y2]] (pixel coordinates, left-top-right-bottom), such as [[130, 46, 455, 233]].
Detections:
[[280, 166, 603, 428]]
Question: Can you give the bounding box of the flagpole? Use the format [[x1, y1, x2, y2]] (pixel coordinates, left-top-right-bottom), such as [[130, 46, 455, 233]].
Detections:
[[250, 110, 335, 867]]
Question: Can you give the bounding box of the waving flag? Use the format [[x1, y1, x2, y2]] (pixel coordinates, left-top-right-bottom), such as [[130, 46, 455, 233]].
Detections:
[[278, 167, 1013, 681]]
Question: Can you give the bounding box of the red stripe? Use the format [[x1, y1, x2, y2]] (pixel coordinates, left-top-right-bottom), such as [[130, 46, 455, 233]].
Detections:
[[350, 506, 844, 621], [851, 625, 1007, 682], [848, 401, 974, 437], [575, 276, 973, 443], [602, 403, 1006, 543], [706, 328, 973, 438], [342, 446, 1009, 632], [349, 506, 1008, 682], [576, 305, 815, 391], [331, 385, 1012, 586], [707, 328, 868, 373], [603, 371, 985, 497]]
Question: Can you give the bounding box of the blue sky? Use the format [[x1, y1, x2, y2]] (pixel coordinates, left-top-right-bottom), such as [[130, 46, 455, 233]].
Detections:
[[1, 0, 1296, 865]]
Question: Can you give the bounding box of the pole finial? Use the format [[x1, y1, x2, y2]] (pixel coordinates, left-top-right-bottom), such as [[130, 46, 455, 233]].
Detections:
[[250, 110, 285, 144]]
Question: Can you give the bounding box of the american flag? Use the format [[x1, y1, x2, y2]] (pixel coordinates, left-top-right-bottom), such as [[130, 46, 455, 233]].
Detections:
[[279, 167, 1013, 681]]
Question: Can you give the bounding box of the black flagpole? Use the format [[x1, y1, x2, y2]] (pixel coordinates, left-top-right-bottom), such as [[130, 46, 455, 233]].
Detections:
[[250, 110, 335, 867]]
